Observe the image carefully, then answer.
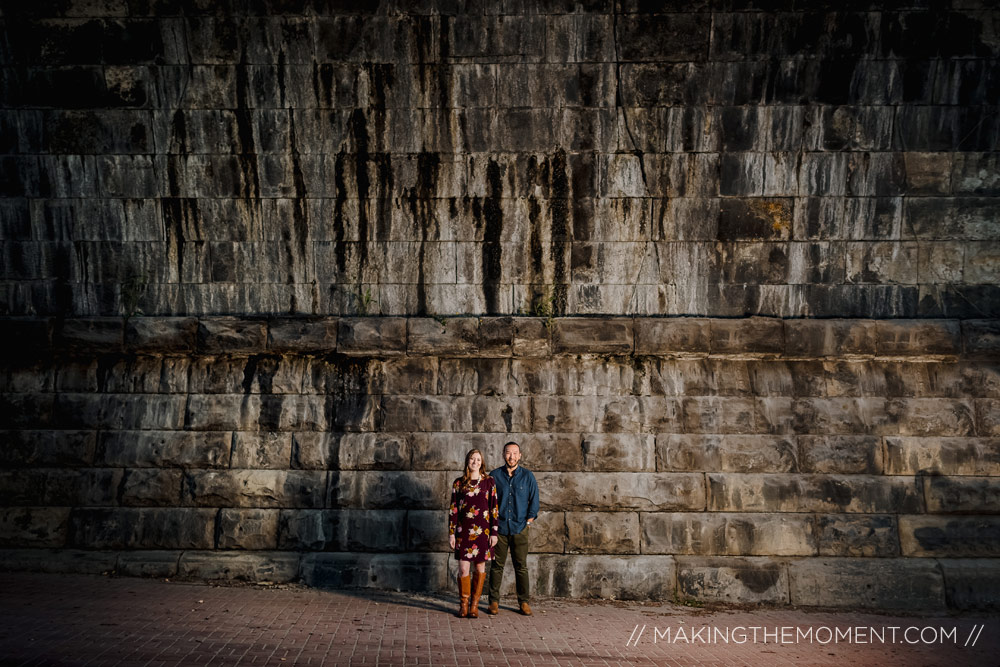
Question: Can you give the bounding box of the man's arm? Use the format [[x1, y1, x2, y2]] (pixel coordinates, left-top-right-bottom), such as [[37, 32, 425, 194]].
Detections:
[[526, 470, 539, 522]]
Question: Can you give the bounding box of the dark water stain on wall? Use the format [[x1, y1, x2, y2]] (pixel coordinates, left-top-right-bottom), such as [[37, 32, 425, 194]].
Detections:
[[351, 109, 371, 276], [482, 159, 504, 314], [235, 46, 262, 218], [406, 151, 440, 315], [550, 150, 569, 314]]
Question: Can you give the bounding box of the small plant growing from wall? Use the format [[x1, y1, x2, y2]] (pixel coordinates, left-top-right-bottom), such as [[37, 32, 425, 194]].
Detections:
[[355, 287, 378, 316], [530, 289, 556, 330]]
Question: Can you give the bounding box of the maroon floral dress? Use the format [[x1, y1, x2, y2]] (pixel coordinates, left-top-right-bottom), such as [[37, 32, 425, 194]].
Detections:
[[449, 475, 499, 563]]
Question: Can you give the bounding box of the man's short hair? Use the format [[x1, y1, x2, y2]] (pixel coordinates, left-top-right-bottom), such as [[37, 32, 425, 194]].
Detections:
[[503, 441, 520, 451]]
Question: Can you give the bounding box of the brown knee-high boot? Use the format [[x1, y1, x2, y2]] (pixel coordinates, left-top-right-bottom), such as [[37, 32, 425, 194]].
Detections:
[[468, 571, 485, 618], [457, 575, 471, 617]]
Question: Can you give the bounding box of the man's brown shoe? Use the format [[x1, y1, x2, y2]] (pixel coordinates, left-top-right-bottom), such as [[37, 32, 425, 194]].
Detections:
[[487, 600, 499, 615], [519, 602, 533, 616]]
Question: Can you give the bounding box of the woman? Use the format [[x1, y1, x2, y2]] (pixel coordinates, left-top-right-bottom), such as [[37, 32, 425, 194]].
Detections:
[[448, 448, 499, 618]]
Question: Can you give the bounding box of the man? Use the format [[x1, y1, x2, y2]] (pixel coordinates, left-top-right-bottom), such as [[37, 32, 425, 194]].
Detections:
[[487, 440, 539, 616]]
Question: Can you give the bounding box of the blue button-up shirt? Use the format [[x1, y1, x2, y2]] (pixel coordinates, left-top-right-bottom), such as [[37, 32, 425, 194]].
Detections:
[[490, 465, 539, 536]]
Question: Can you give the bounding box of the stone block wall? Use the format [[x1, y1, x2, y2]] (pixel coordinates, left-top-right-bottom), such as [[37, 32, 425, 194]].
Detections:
[[1, 1, 998, 609], [0, 1, 997, 318], [1, 315, 999, 610]]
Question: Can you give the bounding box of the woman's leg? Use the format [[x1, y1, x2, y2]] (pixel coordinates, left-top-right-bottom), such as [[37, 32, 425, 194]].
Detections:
[[468, 561, 487, 618], [456, 559, 472, 617]]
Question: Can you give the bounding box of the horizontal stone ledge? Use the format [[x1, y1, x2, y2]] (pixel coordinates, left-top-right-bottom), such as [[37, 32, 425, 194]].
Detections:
[[787, 557, 946, 610], [0, 548, 992, 608], [0, 316, 991, 360]]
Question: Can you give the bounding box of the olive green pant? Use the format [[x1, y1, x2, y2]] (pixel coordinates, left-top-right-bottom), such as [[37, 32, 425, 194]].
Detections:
[[488, 527, 530, 604]]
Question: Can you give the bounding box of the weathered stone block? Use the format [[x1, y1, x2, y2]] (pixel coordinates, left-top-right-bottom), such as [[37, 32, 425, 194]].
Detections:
[[184, 394, 259, 430], [477, 317, 513, 357], [337, 317, 407, 356], [290, 432, 334, 469], [57, 318, 123, 351], [656, 434, 720, 471], [924, 476, 1000, 513], [1, 430, 95, 467], [335, 433, 412, 470], [0, 469, 48, 505], [512, 318, 550, 357], [715, 435, 799, 472], [98, 431, 231, 468], [383, 357, 438, 395], [886, 436, 1000, 476], [405, 509, 449, 552], [537, 473, 705, 511], [121, 469, 182, 506], [69, 508, 216, 549], [439, 358, 510, 396], [410, 433, 581, 473], [815, 514, 898, 557], [267, 317, 338, 352], [964, 320, 1000, 359], [240, 357, 307, 394], [182, 470, 328, 508], [710, 317, 784, 355], [788, 558, 944, 609], [525, 511, 565, 554], [708, 473, 922, 513], [231, 432, 292, 469], [380, 396, 471, 432], [534, 554, 675, 600], [44, 468, 123, 506], [300, 552, 450, 592], [888, 398, 976, 436], [0, 507, 70, 547], [565, 511, 638, 554], [355, 472, 451, 510], [581, 434, 654, 471], [798, 435, 882, 474], [124, 317, 197, 353], [876, 320, 961, 356], [197, 318, 267, 354], [642, 512, 814, 556], [784, 320, 876, 357], [552, 318, 633, 355], [278, 509, 406, 552], [900, 515, 1000, 557], [939, 559, 1000, 611], [408, 317, 479, 355], [682, 397, 756, 434], [512, 358, 635, 397], [633, 318, 710, 355], [676, 556, 789, 604], [216, 508, 279, 550], [178, 551, 299, 583], [530, 396, 646, 433], [978, 398, 1000, 436], [0, 548, 118, 575], [116, 551, 181, 578]]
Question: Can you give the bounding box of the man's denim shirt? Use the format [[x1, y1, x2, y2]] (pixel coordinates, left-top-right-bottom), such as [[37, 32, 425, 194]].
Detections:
[[490, 465, 539, 536]]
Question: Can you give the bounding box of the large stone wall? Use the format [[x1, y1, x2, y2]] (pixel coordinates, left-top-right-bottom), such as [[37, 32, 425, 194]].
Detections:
[[1, 315, 999, 609], [0, 2, 997, 317], [1, 2, 998, 609]]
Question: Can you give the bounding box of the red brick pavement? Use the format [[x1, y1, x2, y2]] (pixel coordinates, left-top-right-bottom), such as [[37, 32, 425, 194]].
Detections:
[[0, 573, 996, 666]]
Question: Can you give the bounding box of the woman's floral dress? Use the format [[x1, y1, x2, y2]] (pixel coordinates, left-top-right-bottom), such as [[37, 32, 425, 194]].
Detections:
[[449, 475, 499, 563]]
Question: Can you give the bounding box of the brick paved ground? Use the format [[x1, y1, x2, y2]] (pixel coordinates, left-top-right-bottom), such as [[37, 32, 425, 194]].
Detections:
[[1, 573, 996, 666]]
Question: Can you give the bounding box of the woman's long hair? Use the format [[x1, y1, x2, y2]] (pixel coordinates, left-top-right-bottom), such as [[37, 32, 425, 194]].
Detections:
[[461, 448, 488, 488]]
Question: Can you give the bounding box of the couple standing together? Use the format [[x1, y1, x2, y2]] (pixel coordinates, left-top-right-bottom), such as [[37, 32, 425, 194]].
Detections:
[[448, 441, 539, 618]]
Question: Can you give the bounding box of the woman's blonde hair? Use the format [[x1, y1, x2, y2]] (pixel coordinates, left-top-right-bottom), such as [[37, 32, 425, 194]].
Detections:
[[461, 448, 488, 486]]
